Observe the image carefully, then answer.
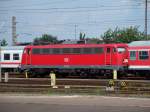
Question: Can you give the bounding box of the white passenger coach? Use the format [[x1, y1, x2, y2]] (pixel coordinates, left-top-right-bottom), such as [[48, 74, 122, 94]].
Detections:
[[0, 46, 25, 72]]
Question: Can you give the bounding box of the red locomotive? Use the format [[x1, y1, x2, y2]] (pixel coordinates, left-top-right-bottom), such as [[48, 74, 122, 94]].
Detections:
[[21, 44, 128, 77]]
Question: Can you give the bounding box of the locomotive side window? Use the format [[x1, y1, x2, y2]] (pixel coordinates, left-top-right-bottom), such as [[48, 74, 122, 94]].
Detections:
[[139, 51, 149, 60], [32, 47, 104, 54], [52, 48, 61, 54], [83, 48, 92, 54], [94, 47, 103, 54], [62, 48, 71, 54], [13, 53, 19, 60], [4, 53, 10, 60], [130, 51, 136, 60], [32, 48, 41, 54], [42, 48, 50, 54], [72, 48, 81, 54]]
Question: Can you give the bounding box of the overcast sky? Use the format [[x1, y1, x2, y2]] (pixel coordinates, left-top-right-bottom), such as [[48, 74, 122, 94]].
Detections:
[[0, 0, 149, 45]]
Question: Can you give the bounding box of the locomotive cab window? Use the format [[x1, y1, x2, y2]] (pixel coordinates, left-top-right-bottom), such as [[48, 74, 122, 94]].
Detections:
[[139, 51, 149, 60], [4, 53, 10, 60], [117, 47, 126, 53], [130, 51, 136, 60]]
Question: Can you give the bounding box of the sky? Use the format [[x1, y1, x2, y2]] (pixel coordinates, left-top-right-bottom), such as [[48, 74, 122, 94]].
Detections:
[[0, 0, 150, 45]]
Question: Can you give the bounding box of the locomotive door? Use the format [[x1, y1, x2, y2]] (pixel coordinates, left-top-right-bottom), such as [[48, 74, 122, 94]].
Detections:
[[105, 47, 112, 65], [26, 48, 31, 65]]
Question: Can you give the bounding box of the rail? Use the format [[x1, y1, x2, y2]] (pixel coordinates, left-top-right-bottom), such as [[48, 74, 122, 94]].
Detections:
[[0, 78, 150, 97]]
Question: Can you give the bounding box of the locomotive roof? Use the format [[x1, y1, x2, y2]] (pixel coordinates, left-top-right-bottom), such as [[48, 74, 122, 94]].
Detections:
[[1, 46, 25, 50], [25, 43, 128, 48]]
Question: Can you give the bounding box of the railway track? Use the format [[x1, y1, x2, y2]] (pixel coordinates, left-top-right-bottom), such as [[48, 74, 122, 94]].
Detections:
[[0, 78, 108, 86], [0, 78, 150, 96], [1, 78, 150, 87], [1, 78, 150, 86]]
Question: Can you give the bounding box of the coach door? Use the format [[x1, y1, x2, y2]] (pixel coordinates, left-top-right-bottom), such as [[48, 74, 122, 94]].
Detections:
[[105, 47, 112, 65], [26, 48, 31, 65]]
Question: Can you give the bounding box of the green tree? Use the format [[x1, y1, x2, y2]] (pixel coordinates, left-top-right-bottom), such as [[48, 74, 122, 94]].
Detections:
[[33, 34, 58, 45], [0, 39, 8, 46], [86, 37, 103, 44], [79, 32, 103, 44], [101, 26, 146, 43]]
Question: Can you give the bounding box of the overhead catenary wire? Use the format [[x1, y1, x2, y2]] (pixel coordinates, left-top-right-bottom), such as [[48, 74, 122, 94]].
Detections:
[[0, 0, 149, 43]]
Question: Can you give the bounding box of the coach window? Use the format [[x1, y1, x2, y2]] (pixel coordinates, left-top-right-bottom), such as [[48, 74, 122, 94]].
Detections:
[[130, 51, 136, 60], [139, 51, 149, 60], [13, 53, 19, 60], [4, 53, 10, 60]]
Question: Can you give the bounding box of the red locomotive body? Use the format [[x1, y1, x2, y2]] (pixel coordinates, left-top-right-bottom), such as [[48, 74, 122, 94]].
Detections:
[[21, 44, 128, 76]]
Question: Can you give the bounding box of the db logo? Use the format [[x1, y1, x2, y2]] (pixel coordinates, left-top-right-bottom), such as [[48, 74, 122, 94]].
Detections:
[[64, 58, 69, 62]]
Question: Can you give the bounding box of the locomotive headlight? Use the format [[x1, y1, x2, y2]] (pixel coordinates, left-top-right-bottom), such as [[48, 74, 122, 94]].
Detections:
[[123, 59, 128, 63]]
